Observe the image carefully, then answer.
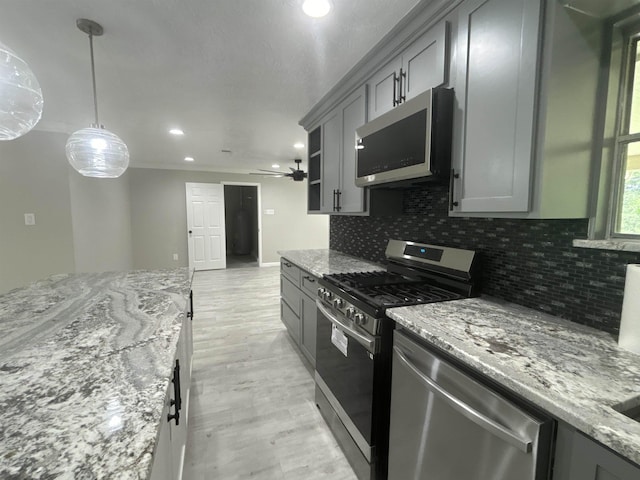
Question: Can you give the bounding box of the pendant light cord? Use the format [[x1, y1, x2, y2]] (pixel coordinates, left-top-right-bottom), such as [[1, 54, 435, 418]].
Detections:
[[88, 30, 99, 126]]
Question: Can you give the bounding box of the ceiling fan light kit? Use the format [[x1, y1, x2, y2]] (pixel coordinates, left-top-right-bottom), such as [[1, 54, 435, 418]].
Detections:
[[65, 19, 129, 178], [0, 41, 43, 141]]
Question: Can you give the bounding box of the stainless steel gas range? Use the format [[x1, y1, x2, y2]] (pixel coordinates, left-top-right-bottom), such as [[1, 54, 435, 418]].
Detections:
[[314, 239, 480, 480]]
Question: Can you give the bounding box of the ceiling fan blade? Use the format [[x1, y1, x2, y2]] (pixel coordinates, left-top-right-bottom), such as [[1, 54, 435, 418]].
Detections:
[[249, 172, 283, 177], [289, 167, 297, 172], [258, 169, 286, 174]]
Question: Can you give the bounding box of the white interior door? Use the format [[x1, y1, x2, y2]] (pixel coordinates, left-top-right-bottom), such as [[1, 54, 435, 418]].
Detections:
[[186, 183, 226, 271]]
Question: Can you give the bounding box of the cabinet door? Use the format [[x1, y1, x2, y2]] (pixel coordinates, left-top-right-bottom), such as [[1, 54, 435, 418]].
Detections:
[[339, 85, 367, 213], [403, 21, 449, 102], [150, 385, 173, 480], [568, 433, 640, 480], [320, 109, 342, 212], [453, 0, 541, 213], [300, 292, 317, 367], [367, 57, 402, 121]]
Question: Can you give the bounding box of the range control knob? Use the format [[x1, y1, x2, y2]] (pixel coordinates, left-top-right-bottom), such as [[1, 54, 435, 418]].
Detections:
[[317, 288, 326, 298], [353, 313, 367, 326], [333, 298, 344, 309], [323, 291, 333, 302], [345, 307, 356, 319]]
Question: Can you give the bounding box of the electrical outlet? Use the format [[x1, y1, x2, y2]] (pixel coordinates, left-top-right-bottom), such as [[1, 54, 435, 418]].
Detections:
[[173, 254, 179, 261], [24, 213, 36, 226]]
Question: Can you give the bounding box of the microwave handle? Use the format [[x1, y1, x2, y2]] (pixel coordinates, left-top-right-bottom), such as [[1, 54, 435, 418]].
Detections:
[[449, 169, 460, 210]]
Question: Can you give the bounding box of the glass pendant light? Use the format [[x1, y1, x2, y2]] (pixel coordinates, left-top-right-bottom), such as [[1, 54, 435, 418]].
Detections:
[[0, 41, 43, 140], [66, 19, 129, 178], [302, 0, 332, 18]]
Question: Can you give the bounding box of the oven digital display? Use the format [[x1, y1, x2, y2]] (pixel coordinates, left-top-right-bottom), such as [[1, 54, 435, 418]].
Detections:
[[404, 245, 443, 262]]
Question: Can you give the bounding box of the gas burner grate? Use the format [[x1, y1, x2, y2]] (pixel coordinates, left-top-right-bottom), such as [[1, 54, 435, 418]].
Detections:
[[361, 283, 462, 308]]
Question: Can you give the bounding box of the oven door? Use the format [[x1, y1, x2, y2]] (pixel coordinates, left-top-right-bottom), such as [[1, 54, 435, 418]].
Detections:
[[315, 299, 378, 457]]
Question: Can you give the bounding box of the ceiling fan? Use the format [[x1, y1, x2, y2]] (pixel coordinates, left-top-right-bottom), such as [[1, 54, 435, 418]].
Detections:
[[251, 159, 308, 181]]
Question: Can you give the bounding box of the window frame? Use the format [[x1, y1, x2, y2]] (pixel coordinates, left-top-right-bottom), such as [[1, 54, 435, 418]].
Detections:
[[608, 28, 640, 239], [589, 9, 640, 243]]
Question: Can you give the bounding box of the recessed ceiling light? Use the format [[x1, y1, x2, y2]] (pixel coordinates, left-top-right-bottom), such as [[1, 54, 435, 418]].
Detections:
[[294, 142, 305, 149], [184, 156, 194, 162], [302, 0, 331, 18], [169, 128, 184, 136], [272, 164, 280, 169]]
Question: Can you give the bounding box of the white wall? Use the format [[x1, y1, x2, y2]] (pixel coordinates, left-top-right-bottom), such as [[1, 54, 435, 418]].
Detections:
[[0, 131, 76, 293], [68, 170, 133, 273], [0, 130, 328, 294], [128, 168, 329, 268]]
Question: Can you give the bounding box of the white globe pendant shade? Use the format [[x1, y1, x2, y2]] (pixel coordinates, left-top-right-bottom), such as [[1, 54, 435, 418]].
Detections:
[[0, 41, 43, 141], [66, 19, 129, 179], [66, 126, 129, 178]]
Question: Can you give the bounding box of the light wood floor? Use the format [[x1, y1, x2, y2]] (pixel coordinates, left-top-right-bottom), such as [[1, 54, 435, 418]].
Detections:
[[182, 266, 358, 480]]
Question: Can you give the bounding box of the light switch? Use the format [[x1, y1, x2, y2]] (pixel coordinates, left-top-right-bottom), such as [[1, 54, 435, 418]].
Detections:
[[264, 209, 275, 215], [24, 213, 36, 226]]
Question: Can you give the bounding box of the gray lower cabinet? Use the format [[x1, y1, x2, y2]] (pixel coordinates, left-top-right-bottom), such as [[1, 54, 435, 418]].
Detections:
[[300, 292, 317, 364], [280, 258, 318, 366], [150, 312, 193, 480], [553, 423, 640, 480]]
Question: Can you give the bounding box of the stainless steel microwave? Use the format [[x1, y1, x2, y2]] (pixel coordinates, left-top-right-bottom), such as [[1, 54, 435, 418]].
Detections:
[[355, 87, 453, 187]]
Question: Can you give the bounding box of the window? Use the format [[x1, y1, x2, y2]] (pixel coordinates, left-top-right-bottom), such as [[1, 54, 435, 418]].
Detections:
[[613, 32, 640, 237]]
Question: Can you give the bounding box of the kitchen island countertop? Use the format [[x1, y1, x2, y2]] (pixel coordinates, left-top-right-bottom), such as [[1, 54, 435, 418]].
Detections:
[[388, 297, 640, 467], [277, 249, 384, 278], [0, 268, 192, 479]]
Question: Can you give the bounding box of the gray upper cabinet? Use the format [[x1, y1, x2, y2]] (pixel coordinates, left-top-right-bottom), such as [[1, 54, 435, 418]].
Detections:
[[451, 0, 541, 213], [368, 21, 449, 121], [450, 0, 600, 218], [317, 85, 367, 214]]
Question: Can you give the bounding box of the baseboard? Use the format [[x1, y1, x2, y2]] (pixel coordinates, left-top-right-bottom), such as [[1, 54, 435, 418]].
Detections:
[[260, 262, 280, 267]]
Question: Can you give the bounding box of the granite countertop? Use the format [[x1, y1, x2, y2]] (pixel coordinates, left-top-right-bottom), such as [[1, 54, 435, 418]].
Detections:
[[387, 298, 640, 466], [277, 249, 384, 277], [0, 268, 192, 479]]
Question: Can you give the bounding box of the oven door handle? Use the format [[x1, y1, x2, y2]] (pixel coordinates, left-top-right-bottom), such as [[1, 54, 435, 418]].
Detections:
[[316, 300, 378, 354], [393, 346, 533, 453]]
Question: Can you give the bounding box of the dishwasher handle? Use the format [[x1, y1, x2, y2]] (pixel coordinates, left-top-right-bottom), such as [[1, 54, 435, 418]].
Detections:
[[393, 346, 533, 453]]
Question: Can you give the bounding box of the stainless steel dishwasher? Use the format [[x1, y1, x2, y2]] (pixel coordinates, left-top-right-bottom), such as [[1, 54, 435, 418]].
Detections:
[[389, 329, 554, 480]]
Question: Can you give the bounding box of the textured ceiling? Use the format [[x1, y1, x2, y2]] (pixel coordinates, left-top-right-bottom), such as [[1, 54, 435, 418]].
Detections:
[[0, 0, 420, 174]]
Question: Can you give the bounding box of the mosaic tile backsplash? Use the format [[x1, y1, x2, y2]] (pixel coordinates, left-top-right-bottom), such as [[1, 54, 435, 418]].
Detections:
[[330, 184, 640, 334]]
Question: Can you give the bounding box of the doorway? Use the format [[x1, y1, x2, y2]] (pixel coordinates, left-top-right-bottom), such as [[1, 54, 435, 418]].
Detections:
[[223, 183, 260, 268]]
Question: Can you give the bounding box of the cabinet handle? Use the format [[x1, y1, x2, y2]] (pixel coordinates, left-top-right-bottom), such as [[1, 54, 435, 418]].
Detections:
[[335, 189, 342, 212], [449, 169, 460, 210], [284, 261, 292, 268], [399, 67, 406, 103], [167, 359, 182, 425], [332, 189, 337, 211], [393, 71, 399, 107], [303, 276, 316, 283], [187, 290, 193, 320]]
